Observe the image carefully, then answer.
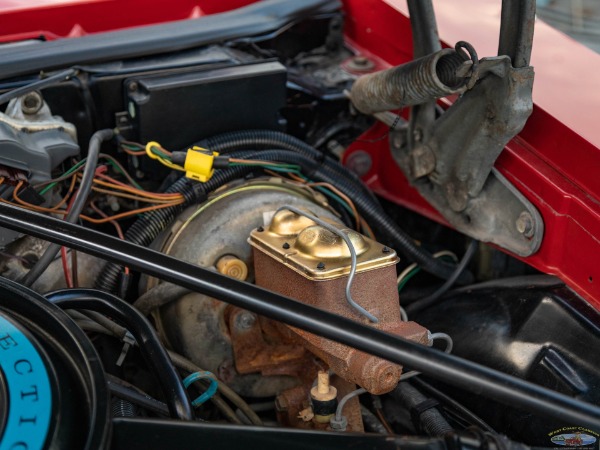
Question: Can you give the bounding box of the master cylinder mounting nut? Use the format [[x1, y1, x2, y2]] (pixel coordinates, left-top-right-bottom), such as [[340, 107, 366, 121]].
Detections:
[[310, 371, 338, 424]]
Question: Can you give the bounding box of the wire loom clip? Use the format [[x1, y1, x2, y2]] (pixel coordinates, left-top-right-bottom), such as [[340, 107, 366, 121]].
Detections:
[[183, 371, 218, 407]]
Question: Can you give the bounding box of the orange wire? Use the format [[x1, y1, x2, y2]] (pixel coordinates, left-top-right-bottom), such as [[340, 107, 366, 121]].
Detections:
[[80, 201, 183, 224], [263, 171, 372, 235], [120, 140, 146, 156], [11, 181, 68, 215], [47, 175, 77, 211], [121, 147, 146, 156], [7, 179, 184, 227], [10, 180, 183, 225], [306, 182, 361, 231], [98, 154, 140, 188], [91, 186, 178, 204], [0, 197, 67, 215], [96, 172, 132, 188], [87, 177, 183, 200], [287, 172, 305, 182]]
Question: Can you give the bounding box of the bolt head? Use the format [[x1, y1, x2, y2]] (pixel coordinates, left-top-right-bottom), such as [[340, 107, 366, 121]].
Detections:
[[353, 56, 368, 66], [20, 91, 43, 115], [345, 150, 372, 177], [382, 246, 390, 253], [235, 312, 256, 330], [516, 211, 535, 238], [317, 262, 326, 270], [282, 242, 290, 249], [348, 55, 375, 72]]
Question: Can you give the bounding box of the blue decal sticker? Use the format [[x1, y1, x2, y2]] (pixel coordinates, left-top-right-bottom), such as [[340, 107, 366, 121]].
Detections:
[[0, 314, 52, 450]]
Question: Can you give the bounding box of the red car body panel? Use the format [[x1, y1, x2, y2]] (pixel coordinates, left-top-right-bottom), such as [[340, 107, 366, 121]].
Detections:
[[1, 0, 599, 307]]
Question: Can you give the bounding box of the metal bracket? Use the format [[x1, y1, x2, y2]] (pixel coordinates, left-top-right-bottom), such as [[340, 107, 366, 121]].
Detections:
[[391, 58, 543, 256]]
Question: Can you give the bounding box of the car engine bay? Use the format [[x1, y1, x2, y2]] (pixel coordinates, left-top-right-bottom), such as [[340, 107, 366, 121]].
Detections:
[[0, 1, 599, 449]]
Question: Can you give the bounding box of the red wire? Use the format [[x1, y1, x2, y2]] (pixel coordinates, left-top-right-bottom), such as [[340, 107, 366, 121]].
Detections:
[[60, 190, 79, 288], [60, 246, 73, 288]]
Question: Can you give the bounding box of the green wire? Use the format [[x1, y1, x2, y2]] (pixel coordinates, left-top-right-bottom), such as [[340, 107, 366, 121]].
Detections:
[[227, 161, 373, 237], [40, 154, 145, 195], [121, 143, 142, 151], [101, 156, 144, 190], [290, 171, 372, 237], [152, 148, 172, 161], [397, 255, 457, 293], [38, 158, 87, 195], [398, 267, 421, 292]]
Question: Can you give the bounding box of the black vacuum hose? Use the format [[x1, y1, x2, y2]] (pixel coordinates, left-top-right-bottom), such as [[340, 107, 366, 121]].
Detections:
[[201, 129, 380, 203], [45, 288, 193, 421], [95, 164, 263, 293], [225, 149, 470, 284], [392, 382, 453, 437], [97, 132, 469, 293]]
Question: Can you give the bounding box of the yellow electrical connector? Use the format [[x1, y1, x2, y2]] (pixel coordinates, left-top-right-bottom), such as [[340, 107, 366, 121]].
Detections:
[[184, 146, 219, 182]]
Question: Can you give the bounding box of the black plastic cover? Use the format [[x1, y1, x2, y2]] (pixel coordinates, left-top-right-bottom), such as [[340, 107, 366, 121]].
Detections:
[[126, 61, 287, 150], [413, 284, 600, 446]]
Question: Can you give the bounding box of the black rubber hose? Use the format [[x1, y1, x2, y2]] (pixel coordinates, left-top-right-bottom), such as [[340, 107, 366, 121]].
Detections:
[[98, 134, 468, 292], [95, 163, 262, 293], [392, 382, 453, 437], [202, 130, 468, 283], [0, 68, 78, 106], [107, 375, 169, 417], [134, 283, 191, 315], [21, 128, 114, 287], [225, 148, 471, 284], [201, 129, 380, 204], [95, 176, 193, 293], [96, 144, 359, 294], [411, 378, 494, 433], [360, 405, 388, 434], [3, 204, 600, 428], [312, 164, 471, 284], [406, 240, 478, 315], [45, 288, 194, 421]]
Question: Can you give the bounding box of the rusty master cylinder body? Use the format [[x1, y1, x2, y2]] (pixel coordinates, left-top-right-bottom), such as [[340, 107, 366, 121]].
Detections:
[[249, 207, 430, 394]]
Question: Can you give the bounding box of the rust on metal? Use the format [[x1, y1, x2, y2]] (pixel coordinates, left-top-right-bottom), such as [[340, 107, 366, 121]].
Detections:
[[250, 215, 430, 395], [276, 376, 364, 432], [228, 307, 315, 379]]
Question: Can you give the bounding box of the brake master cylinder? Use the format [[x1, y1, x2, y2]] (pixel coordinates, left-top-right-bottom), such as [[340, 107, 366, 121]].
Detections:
[[249, 208, 429, 394]]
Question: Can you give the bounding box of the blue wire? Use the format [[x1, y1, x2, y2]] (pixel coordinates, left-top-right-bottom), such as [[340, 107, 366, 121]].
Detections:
[[182, 371, 218, 407]]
